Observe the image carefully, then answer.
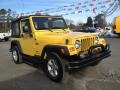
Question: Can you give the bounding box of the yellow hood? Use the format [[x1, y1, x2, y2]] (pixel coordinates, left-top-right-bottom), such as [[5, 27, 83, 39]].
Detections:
[[35, 31, 97, 44]]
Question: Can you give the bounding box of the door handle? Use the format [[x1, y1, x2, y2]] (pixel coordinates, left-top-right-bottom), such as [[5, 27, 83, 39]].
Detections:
[[29, 33, 33, 37], [21, 34, 24, 38]]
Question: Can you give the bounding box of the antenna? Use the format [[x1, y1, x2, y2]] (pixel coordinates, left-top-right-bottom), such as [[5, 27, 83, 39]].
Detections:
[[21, 0, 24, 13]]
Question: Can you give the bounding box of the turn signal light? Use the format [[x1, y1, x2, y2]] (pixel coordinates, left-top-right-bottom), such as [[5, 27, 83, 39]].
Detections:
[[69, 47, 75, 52], [102, 40, 106, 45]]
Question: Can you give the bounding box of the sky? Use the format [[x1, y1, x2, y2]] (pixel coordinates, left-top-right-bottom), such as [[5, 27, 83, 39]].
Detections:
[[0, 0, 120, 24]]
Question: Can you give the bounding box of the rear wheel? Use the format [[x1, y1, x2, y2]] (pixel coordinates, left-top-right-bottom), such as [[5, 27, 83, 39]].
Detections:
[[4, 37, 9, 41], [45, 52, 66, 82], [12, 46, 23, 64]]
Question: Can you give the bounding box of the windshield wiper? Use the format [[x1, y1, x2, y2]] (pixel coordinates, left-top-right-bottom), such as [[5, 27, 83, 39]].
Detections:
[[52, 27, 66, 31], [48, 28, 53, 32], [52, 27, 61, 29], [37, 28, 53, 32], [62, 28, 66, 31]]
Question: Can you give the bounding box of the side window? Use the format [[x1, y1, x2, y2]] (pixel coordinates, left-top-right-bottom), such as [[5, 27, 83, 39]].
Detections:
[[12, 22, 20, 37], [21, 19, 31, 33]]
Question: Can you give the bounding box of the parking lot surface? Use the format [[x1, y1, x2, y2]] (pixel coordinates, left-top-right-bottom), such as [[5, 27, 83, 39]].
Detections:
[[0, 38, 120, 90]]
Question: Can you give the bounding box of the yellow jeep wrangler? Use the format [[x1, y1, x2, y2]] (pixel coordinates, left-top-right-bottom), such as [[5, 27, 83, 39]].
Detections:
[[10, 15, 111, 82]]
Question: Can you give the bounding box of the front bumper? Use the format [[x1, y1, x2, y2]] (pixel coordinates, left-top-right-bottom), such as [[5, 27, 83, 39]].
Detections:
[[65, 44, 111, 71], [0, 37, 4, 40]]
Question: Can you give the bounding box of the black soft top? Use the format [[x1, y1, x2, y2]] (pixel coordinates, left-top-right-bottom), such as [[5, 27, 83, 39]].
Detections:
[[11, 15, 62, 23]]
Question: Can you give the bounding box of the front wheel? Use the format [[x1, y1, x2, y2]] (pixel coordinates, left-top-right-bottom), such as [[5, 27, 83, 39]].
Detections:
[[90, 61, 100, 66], [11, 46, 23, 64], [45, 52, 65, 82]]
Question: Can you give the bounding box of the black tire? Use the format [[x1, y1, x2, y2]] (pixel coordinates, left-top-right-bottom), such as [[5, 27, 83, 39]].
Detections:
[[118, 34, 120, 37], [45, 52, 66, 82], [90, 61, 100, 66], [12, 46, 23, 64], [4, 37, 9, 41]]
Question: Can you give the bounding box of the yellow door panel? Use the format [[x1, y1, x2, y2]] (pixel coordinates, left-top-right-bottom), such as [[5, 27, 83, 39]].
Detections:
[[19, 18, 36, 56]]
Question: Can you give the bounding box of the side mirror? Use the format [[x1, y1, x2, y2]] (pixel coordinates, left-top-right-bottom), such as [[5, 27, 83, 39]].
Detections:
[[23, 26, 29, 33]]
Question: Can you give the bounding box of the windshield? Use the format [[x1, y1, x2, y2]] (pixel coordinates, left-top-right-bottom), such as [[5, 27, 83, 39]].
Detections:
[[32, 17, 68, 30]]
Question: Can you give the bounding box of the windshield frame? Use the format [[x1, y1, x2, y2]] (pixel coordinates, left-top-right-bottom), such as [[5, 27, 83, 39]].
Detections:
[[32, 16, 68, 30]]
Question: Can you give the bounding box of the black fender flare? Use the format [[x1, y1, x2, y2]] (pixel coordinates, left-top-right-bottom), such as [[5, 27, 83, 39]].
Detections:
[[41, 45, 69, 59], [10, 40, 23, 54]]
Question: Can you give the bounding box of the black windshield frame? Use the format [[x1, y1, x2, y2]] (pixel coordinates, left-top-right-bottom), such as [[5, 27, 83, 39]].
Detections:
[[32, 17, 68, 30]]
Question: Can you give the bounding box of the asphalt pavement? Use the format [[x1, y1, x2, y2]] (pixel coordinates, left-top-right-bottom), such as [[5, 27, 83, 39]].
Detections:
[[0, 38, 120, 90]]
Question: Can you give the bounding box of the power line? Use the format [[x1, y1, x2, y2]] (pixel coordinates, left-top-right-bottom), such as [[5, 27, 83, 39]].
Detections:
[[11, 0, 120, 18], [104, 0, 119, 16]]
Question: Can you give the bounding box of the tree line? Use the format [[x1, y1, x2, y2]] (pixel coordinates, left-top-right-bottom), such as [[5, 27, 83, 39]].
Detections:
[[0, 9, 12, 16], [0, 9, 13, 32], [68, 14, 107, 31]]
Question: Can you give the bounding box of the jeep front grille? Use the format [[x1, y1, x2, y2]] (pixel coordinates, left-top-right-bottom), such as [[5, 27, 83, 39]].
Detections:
[[80, 37, 96, 52]]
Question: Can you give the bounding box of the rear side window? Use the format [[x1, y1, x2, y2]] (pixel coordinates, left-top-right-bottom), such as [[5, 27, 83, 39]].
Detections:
[[21, 19, 31, 33], [11, 22, 20, 37]]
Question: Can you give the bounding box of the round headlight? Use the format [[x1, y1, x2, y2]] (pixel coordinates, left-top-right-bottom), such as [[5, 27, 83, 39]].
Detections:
[[75, 40, 80, 49], [95, 37, 99, 44]]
